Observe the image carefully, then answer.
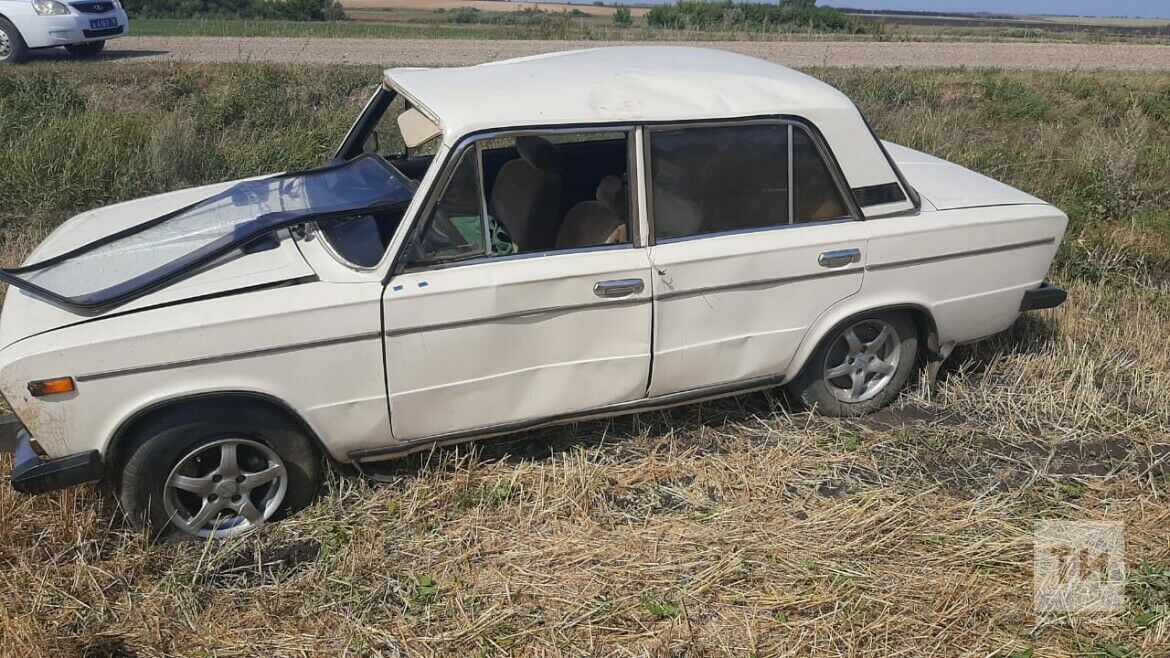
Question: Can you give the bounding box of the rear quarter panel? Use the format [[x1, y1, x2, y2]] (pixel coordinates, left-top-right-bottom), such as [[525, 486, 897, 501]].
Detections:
[[782, 203, 1067, 379]]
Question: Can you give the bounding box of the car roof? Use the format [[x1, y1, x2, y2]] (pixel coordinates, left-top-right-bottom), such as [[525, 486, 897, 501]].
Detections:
[[384, 46, 856, 138], [383, 46, 916, 215]]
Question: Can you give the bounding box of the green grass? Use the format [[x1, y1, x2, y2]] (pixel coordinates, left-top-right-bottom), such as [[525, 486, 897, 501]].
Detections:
[[125, 15, 1170, 43], [129, 17, 518, 38], [1, 62, 1169, 657], [3, 62, 1167, 284]]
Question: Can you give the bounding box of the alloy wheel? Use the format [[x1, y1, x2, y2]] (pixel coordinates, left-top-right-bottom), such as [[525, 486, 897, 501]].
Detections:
[[0, 30, 12, 61], [822, 318, 902, 403], [163, 438, 288, 538]]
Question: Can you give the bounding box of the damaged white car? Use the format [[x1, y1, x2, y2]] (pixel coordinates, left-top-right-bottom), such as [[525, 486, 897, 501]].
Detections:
[[0, 47, 1067, 537]]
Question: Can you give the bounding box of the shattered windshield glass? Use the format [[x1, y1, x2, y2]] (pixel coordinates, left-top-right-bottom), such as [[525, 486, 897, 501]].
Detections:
[[0, 154, 414, 314]]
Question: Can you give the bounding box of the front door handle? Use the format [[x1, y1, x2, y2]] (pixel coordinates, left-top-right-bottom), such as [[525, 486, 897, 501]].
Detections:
[[594, 278, 645, 298], [818, 248, 862, 268]]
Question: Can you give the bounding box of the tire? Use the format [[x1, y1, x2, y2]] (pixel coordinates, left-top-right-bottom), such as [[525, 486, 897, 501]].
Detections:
[[65, 40, 105, 57], [119, 401, 323, 539], [0, 18, 29, 65], [787, 311, 919, 417]]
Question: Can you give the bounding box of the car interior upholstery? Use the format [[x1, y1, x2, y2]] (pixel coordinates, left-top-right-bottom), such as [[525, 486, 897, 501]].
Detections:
[[481, 135, 631, 253], [556, 175, 629, 248], [487, 136, 565, 252]]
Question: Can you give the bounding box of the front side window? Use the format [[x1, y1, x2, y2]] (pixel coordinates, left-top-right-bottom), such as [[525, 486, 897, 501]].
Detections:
[[406, 130, 634, 268], [410, 147, 489, 264], [649, 122, 850, 241]]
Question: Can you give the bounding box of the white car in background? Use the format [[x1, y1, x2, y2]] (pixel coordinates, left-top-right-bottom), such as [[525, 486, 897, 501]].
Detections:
[[0, 0, 128, 63], [0, 48, 1067, 538]]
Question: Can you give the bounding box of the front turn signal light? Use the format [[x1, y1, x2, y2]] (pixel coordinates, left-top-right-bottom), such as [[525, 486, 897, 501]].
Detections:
[[28, 377, 76, 397]]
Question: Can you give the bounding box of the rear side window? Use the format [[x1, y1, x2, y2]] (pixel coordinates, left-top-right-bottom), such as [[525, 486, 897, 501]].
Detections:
[[649, 122, 850, 241], [649, 124, 789, 241], [792, 128, 848, 223]]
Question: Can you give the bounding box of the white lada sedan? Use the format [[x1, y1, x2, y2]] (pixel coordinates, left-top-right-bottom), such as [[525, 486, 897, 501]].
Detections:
[[0, 48, 1067, 537]]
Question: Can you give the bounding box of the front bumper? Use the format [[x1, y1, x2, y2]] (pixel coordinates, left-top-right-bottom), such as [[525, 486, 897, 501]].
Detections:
[[16, 10, 129, 49], [10, 427, 103, 495], [1019, 282, 1067, 312]]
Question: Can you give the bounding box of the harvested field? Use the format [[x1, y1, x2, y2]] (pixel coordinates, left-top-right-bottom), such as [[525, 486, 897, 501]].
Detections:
[[341, 0, 649, 17], [1, 63, 1169, 656], [91, 36, 1170, 69]]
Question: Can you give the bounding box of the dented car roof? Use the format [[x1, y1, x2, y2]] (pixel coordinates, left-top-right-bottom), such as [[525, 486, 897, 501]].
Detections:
[[384, 47, 857, 134], [383, 46, 907, 191]]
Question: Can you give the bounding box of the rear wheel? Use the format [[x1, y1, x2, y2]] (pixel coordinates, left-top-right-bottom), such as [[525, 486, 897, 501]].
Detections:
[[65, 40, 105, 57], [787, 311, 919, 416], [119, 403, 323, 539], [0, 19, 29, 65]]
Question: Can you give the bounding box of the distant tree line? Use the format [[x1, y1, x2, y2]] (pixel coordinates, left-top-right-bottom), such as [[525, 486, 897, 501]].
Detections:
[[646, 0, 881, 34], [122, 0, 347, 21], [437, 6, 587, 26]]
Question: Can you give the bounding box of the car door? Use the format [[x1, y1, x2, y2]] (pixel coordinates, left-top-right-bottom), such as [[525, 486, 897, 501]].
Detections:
[[382, 131, 653, 442], [644, 121, 868, 397]]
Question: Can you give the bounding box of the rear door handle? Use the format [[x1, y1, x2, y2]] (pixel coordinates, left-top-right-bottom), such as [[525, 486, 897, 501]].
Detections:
[[818, 248, 862, 268], [594, 278, 645, 298]]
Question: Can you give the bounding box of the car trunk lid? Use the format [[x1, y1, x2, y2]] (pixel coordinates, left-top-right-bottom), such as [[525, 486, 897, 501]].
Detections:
[[883, 141, 1046, 211]]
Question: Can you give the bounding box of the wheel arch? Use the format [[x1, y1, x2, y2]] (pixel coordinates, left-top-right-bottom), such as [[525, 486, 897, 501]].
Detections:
[[784, 299, 940, 383], [104, 391, 335, 475]]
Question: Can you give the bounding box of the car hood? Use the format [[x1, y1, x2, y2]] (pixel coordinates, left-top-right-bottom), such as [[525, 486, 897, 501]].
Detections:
[[0, 177, 316, 348], [883, 141, 1046, 211], [0, 155, 415, 348]]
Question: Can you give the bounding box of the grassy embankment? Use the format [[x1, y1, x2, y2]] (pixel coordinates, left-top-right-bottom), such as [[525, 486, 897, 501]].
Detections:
[[124, 9, 1170, 43], [0, 63, 1168, 656]]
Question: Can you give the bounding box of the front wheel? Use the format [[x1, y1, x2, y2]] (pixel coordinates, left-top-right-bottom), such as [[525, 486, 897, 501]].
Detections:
[[119, 403, 323, 539], [65, 40, 105, 57], [0, 19, 29, 65], [787, 311, 919, 416]]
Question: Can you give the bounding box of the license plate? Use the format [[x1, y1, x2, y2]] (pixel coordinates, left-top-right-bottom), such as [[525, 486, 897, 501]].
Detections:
[[89, 18, 118, 29]]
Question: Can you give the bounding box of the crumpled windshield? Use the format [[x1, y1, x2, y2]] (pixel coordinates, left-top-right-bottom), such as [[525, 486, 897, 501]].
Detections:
[[0, 154, 414, 314]]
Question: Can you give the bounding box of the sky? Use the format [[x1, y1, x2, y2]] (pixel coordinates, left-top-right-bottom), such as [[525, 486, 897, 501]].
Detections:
[[817, 1, 1169, 19]]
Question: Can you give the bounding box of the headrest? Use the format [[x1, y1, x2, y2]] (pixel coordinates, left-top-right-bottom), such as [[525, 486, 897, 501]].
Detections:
[[515, 136, 563, 175], [595, 175, 627, 216]]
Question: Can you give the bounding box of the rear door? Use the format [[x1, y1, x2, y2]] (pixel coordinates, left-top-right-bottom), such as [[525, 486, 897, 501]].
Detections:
[[644, 121, 868, 396]]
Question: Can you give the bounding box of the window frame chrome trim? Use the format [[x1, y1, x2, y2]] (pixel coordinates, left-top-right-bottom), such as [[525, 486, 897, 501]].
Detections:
[[397, 241, 634, 274], [476, 140, 492, 257], [652, 216, 854, 246]]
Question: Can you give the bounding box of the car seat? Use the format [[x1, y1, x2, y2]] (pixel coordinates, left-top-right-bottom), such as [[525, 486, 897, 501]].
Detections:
[[488, 136, 564, 252]]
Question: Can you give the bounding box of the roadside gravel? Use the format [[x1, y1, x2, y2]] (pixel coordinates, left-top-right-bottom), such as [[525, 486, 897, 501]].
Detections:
[[98, 36, 1170, 70]]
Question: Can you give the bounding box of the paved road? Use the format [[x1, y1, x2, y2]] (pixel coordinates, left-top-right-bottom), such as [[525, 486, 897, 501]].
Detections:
[[95, 37, 1170, 70]]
